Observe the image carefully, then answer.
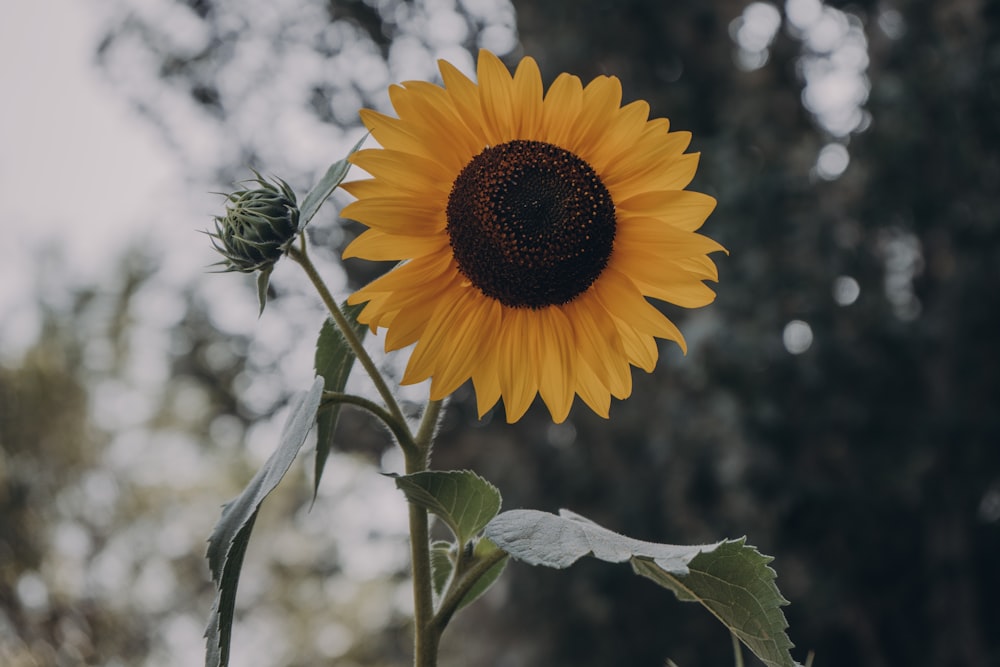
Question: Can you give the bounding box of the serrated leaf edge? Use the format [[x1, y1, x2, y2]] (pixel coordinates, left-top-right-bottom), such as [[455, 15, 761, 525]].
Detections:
[[395, 470, 502, 546]]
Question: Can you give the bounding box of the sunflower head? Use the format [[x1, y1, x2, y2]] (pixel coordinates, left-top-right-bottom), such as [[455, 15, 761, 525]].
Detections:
[[342, 50, 725, 423], [210, 172, 299, 273], [446, 139, 617, 308]]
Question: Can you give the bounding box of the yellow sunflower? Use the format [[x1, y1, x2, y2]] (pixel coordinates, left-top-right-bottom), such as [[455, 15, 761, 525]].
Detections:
[[342, 50, 724, 423]]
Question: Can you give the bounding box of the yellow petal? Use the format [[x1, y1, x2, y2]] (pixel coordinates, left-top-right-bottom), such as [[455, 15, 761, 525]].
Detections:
[[389, 82, 481, 168], [357, 264, 463, 352], [511, 56, 544, 139], [586, 99, 650, 173], [471, 351, 502, 417], [341, 196, 445, 234], [566, 75, 622, 159], [339, 178, 390, 200], [347, 256, 460, 342], [610, 224, 723, 302], [342, 229, 448, 260], [615, 320, 660, 370], [345, 251, 454, 301], [541, 72, 584, 147], [602, 129, 691, 185], [619, 254, 720, 292], [632, 276, 719, 309], [675, 254, 721, 281], [477, 49, 517, 145], [358, 109, 443, 165], [438, 58, 489, 147], [616, 190, 718, 232], [592, 267, 685, 345], [497, 309, 539, 422], [574, 358, 612, 418], [535, 307, 576, 424], [561, 296, 631, 398], [349, 149, 453, 194], [381, 274, 465, 350], [645, 117, 672, 135], [402, 288, 500, 397], [607, 152, 702, 201], [384, 303, 435, 350], [615, 216, 728, 259]]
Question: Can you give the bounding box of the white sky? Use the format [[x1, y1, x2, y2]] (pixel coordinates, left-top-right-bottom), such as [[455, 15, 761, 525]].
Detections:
[[1, 0, 177, 236], [1, 0, 201, 356]]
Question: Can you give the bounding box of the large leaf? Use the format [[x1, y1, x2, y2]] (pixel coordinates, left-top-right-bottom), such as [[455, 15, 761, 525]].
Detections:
[[312, 303, 366, 498], [484, 509, 798, 667], [484, 509, 722, 571], [633, 541, 796, 667], [298, 134, 367, 229], [395, 470, 502, 546], [204, 377, 325, 667]]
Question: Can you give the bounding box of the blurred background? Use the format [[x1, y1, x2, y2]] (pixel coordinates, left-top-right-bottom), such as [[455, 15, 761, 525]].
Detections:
[[2, 0, 998, 665]]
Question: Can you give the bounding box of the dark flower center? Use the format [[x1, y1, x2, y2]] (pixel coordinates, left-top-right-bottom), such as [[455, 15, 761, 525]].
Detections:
[[446, 140, 616, 308]]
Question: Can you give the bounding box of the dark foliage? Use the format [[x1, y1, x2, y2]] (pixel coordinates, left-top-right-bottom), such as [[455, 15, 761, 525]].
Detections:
[[433, 1, 1000, 666]]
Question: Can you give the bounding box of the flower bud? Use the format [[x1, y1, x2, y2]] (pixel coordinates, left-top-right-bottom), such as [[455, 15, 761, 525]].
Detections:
[[210, 172, 300, 273]]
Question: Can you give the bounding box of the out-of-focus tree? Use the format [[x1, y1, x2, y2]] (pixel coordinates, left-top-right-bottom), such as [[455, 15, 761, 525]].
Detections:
[[0, 256, 165, 664], [0, 313, 153, 665], [0, 248, 418, 665]]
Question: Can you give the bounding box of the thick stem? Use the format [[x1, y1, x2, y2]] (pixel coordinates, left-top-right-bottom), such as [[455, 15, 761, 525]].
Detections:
[[405, 399, 445, 667], [407, 494, 438, 666], [288, 242, 406, 429], [291, 235, 449, 664], [413, 398, 444, 451]]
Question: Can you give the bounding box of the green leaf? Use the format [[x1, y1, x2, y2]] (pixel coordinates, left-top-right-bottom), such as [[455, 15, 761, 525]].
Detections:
[[204, 377, 324, 667], [395, 470, 502, 546], [298, 134, 368, 230], [255, 265, 272, 317], [430, 540, 455, 598], [455, 538, 508, 611], [484, 508, 721, 570], [484, 509, 799, 667], [312, 303, 367, 498], [633, 541, 796, 667]]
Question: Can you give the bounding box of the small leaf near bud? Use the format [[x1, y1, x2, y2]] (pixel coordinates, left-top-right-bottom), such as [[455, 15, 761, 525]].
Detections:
[[209, 171, 300, 274]]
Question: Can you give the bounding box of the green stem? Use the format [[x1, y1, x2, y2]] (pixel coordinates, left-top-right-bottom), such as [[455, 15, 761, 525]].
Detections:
[[288, 242, 406, 427], [432, 547, 508, 633], [414, 398, 444, 451], [292, 231, 447, 665], [405, 399, 445, 667], [321, 391, 415, 453], [731, 632, 745, 667]]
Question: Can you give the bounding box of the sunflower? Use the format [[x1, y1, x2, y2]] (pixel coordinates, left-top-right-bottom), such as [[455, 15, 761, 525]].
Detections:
[[342, 50, 724, 423]]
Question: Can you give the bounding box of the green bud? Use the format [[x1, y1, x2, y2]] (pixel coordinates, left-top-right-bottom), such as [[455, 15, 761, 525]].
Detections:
[[209, 171, 300, 273]]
